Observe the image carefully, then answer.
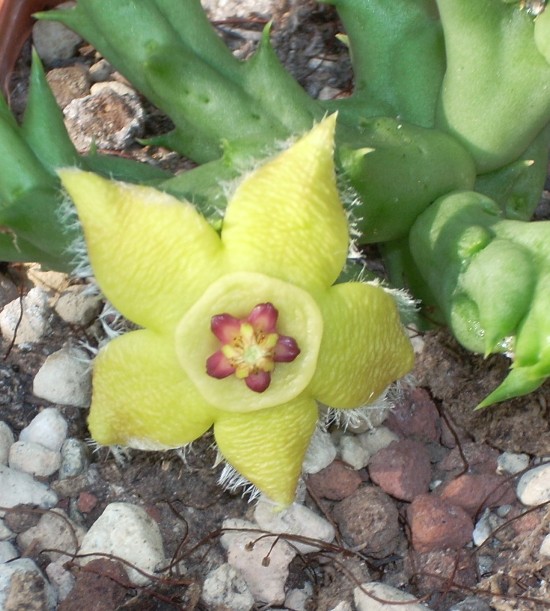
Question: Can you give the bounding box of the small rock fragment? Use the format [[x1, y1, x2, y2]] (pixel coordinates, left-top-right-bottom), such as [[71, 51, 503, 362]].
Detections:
[[354, 581, 428, 610], [89, 59, 113, 82], [497, 451, 530, 475], [54, 286, 102, 326], [368, 439, 432, 501], [339, 434, 370, 469], [201, 563, 254, 611], [9, 441, 61, 477], [516, 463, 550, 506], [0, 464, 58, 511], [386, 387, 440, 442], [332, 485, 400, 558], [64, 82, 145, 152], [307, 460, 362, 501], [0, 540, 18, 563], [17, 508, 86, 562], [221, 517, 295, 606], [77, 502, 165, 586], [58, 559, 128, 611], [0, 422, 14, 465], [540, 533, 550, 558], [0, 519, 14, 541], [406, 549, 477, 595], [0, 287, 51, 345], [440, 442, 499, 475], [33, 347, 91, 407], [59, 438, 90, 479], [19, 408, 68, 452], [45, 558, 76, 602], [0, 558, 57, 610], [448, 596, 493, 611], [254, 498, 335, 554], [407, 494, 474, 553], [46, 65, 90, 109], [358, 426, 399, 456], [302, 429, 337, 474], [439, 473, 516, 517]]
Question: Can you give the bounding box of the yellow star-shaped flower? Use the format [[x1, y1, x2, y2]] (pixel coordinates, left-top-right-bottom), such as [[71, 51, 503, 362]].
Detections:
[[59, 116, 413, 506]]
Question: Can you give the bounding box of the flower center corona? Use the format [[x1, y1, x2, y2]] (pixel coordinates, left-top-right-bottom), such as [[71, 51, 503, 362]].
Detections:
[[206, 303, 300, 392]]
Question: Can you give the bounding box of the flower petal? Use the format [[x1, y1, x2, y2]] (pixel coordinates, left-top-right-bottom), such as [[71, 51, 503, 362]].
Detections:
[[211, 313, 241, 343], [214, 395, 318, 506], [222, 115, 349, 293], [274, 335, 301, 362], [88, 329, 219, 449], [58, 169, 224, 333], [206, 350, 235, 379], [310, 282, 414, 408], [246, 302, 278, 333], [245, 371, 271, 392]]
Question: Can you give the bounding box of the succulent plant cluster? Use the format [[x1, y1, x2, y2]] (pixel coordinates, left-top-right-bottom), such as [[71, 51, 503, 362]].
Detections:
[[0, 0, 550, 501]]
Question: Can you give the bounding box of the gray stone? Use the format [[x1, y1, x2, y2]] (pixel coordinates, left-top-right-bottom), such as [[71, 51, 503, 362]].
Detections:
[[0, 558, 57, 610], [358, 426, 399, 457], [0, 519, 14, 541], [0, 541, 18, 563], [54, 285, 102, 325], [201, 563, 254, 611], [448, 596, 492, 611], [78, 502, 165, 586], [339, 433, 370, 470], [540, 533, 550, 558], [33, 348, 92, 408], [0, 465, 58, 513], [497, 451, 530, 475], [0, 287, 51, 346], [254, 497, 335, 554], [354, 582, 428, 611], [0, 422, 14, 465], [19, 408, 68, 452], [59, 438, 90, 479], [46, 65, 90, 109], [302, 429, 337, 474], [32, 1, 82, 65], [8, 441, 61, 478]]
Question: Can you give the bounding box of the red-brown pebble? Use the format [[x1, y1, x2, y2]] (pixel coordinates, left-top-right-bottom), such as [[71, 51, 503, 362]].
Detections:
[[332, 485, 401, 558], [439, 473, 516, 517], [77, 491, 99, 514], [368, 439, 432, 501], [440, 442, 499, 474], [307, 460, 362, 501], [405, 549, 477, 594], [58, 559, 128, 611], [408, 494, 474, 553], [386, 387, 440, 442]]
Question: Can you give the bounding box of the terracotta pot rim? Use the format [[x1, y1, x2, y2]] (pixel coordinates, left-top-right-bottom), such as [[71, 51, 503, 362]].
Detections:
[[0, 0, 64, 94]]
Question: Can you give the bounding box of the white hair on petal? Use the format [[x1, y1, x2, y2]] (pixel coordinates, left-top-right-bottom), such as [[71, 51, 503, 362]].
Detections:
[[218, 462, 262, 503]]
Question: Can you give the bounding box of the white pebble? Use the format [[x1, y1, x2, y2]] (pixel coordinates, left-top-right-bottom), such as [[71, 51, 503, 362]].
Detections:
[[497, 452, 530, 475], [201, 563, 254, 611], [221, 517, 295, 606], [354, 582, 429, 610], [339, 434, 370, 470], [540, 533, 550, 558], [516, 463, 550, 506], [0, 541, 18, 563], [0, 558, 57, 610], [19, 408, 68, 452], [0, 287, 51, 346], [254, 497, 335, 554], [78, 502, 165, 586], [358, 426, 399, 456], [32, 2, 82, 65], [17, 508, 85, 562], [0, 465, 57, 512], [33, 347, 91, 407], [328, 603, 353, 611], [0, 422, 14, 465], [46, 558, 76, 602], [302, 429, 337, 474], [472, 509, 504, 547], [0, 520, 14, 542], [284, 582, 313, 610], [9, 441, 61, 477], [54, 286, 102, 325]]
